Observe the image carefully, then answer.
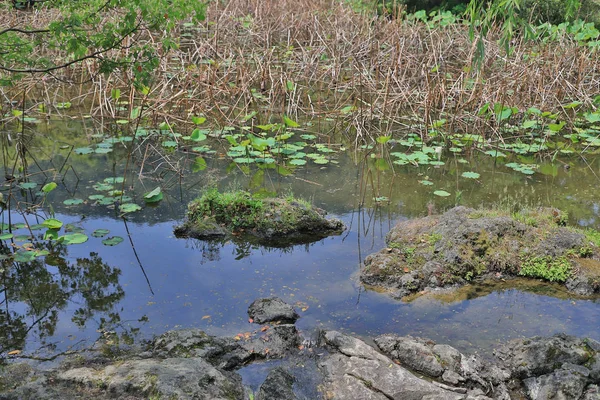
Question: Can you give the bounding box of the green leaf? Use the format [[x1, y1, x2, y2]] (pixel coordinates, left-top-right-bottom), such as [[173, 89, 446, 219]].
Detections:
[[61, 233, 88, 245], [42, 182, 57, 193], [102, 236, 124, 246], [190, 128, 207, 141], [13, 250, 37, 263], [419, 180, 434, 186], [44, 229, 59, 240], [162, 141, 178, 148], [144, 187, 163, 203], [63, 198, 84, 205], [376, 136, 391, 144], [461, 171, 481, 179], [120, 203, 142, 213], [585, 112, 600, 123], [433, 190, 451, 197], [42, 218, 63, 229], [92, 229, 110, 238], [74, 147, 94, 155], [192, 157, 207, 172], [191, 116, 207, 125], [19, 182, 37, 190], [0, 233, 14, 240], [283, 115, 299, 128], [289, 159, 307, 166]]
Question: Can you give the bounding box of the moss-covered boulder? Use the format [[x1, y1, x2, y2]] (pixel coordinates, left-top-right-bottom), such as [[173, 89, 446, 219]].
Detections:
[[174, 189, 345, 246], [361, 206, 600, 299]]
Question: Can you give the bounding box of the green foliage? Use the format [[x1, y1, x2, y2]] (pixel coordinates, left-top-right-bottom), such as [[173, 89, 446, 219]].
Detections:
[[518, 255, 572, 282], [193, 188, 264, 230], [0, 0, 207, 85]]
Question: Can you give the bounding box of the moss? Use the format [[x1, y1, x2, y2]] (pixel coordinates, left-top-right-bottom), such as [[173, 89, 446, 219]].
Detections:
[[181, 189, 343, 243]]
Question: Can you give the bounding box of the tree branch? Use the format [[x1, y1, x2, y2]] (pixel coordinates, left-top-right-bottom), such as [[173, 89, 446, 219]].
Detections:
[[0, 22, 142, 74]]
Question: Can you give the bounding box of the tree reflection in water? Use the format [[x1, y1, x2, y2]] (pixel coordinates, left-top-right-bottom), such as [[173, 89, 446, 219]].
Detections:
[[0, 240, 126, 359]]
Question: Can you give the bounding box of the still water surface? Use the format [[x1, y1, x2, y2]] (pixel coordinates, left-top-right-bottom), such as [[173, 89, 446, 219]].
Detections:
[[1, 118, 599, 358]]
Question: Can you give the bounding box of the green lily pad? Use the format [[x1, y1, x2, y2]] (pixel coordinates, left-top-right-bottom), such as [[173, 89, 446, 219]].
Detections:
[[461, 171, 481, 179], [433, 190, 451, 197], [19, 182, 38, 190], [63, 198, 84, 205], [289, 159, 307, 166], [120, 203, 142, 213], [92, 229, 110, 238], [13, 250, 37, 263], [0, 233, 14, 240], [144, 187, 163, 203], [61, 233, 89, 245], [419, 180, 434, 186], [102, 236, 124, 246], [74, 147, 93, 155], [93, 183, 114, 191], [42, 218, 63, 229], [104, 177, 124, 184]]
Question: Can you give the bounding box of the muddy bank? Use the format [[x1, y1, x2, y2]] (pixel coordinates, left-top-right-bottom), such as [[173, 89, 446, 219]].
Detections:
[[361, 206, 600, 299], [174, 189, 345, 246], [2, 297, 600, 399]]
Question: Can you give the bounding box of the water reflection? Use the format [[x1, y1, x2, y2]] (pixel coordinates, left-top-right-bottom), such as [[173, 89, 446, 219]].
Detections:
[[0, 243, 128, 358]]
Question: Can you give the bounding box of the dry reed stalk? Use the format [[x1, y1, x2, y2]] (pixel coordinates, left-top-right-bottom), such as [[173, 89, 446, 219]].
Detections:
[[1, 0, 599, 146]]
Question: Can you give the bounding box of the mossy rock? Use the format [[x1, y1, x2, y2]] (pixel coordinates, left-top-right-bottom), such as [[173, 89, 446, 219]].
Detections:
[[174, 189, 345, 246], [361, 206, 600, 299]]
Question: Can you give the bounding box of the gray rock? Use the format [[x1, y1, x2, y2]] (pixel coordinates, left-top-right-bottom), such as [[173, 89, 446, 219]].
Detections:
[[434, 344, 463, 373], [257, 367, 296, 400], [582, 384, 600, 400], [62, 357, 247, 399], [374, 334, 444, 377], [442, 370, 465, 385], [321, 331, 465, 400], [248, 297, 299, 324], [523, 367, 589, 400], [361, 206, 600, 298], [494, 334, 592, 379]]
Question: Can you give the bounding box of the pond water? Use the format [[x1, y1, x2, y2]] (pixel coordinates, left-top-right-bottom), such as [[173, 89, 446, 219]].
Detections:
[[0, 117, 599, 361]]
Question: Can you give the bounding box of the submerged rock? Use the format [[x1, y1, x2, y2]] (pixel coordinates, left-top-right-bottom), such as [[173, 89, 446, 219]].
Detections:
[[174, 189, 345, 246], [248, 297, 300, 324], [361, 206, 600, 299], [257, 367, 297, 400]]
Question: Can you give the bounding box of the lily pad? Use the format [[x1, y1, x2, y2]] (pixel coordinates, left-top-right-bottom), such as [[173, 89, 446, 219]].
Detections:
[[19, 182, 38, 190], [42, 218, 63, 229], [74, 147, 93, 155], [461, 171, 481, 179], [144, 187, 163, 203], [120, 203, 142, 213], [433, 190, 451, 197], [63, 198, 84, 205], [0, 233, 14, 240], [92, 229, 110, 238], [61, 233, 89, 245], [102, 236, 124, 246]]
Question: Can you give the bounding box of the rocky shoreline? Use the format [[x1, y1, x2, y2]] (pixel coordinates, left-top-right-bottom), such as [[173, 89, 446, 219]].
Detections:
[[1, 297, 599, 400]]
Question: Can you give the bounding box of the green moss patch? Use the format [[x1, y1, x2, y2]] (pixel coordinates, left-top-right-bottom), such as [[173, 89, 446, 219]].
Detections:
[[175, 189, 344, 245]]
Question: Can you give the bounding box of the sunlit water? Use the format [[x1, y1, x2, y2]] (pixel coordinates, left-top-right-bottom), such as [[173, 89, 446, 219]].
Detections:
[[0, 118, 599, 361]]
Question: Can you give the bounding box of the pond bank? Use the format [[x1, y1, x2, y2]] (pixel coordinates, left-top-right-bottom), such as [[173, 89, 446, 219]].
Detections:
[[1, 297, 599, 400]]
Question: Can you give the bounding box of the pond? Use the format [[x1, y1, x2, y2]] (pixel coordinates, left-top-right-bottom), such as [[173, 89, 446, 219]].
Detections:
[[0, 116, 599, 362]]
